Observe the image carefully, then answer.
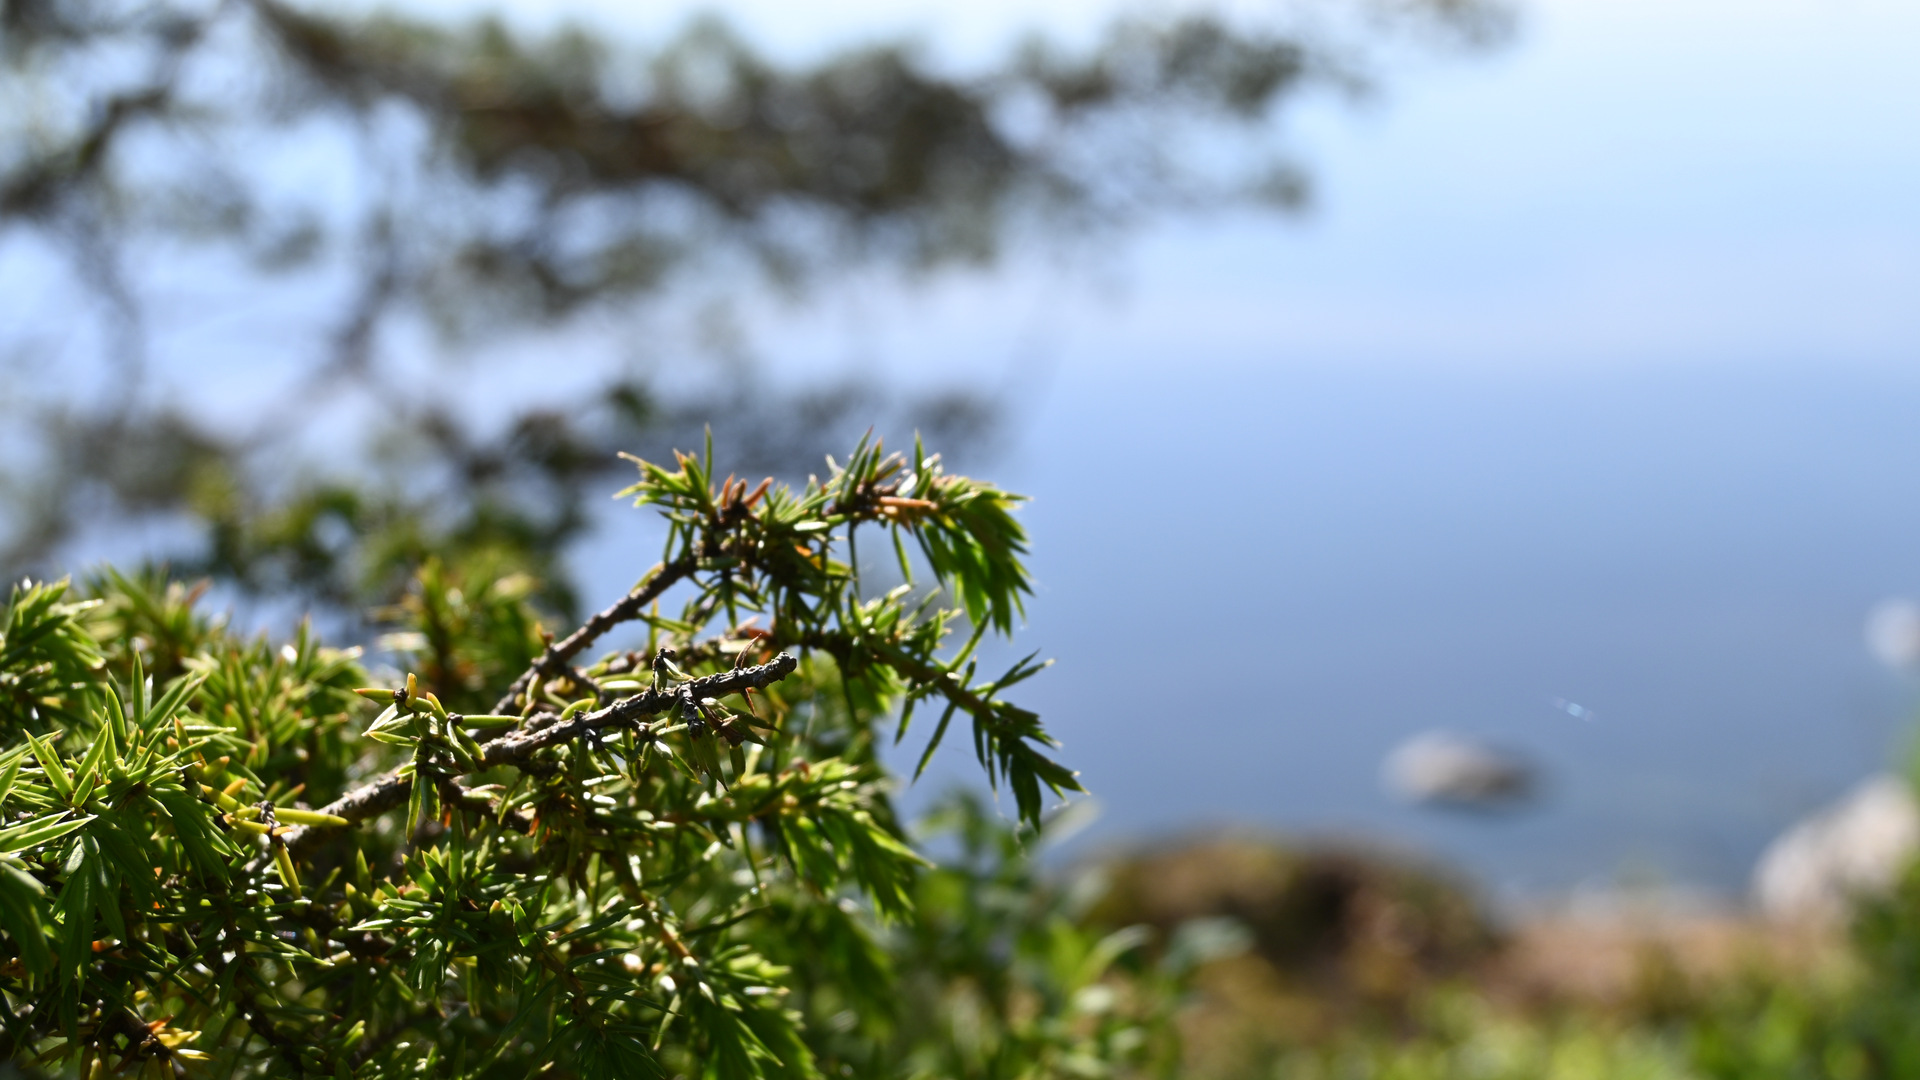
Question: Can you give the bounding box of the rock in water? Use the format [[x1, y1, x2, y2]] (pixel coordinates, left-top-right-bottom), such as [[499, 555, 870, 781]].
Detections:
[[1383, 731, 1536, 810], [1753, 774, 1920, 923], [1865, 598, 1920, 669]]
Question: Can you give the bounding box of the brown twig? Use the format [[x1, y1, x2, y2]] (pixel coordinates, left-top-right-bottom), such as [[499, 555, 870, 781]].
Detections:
[[286, 653, 798, 853], [487, 554, 699, 714]]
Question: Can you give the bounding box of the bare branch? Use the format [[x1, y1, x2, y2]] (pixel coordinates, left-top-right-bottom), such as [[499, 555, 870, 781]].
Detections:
[[488, 554, 699, 714]]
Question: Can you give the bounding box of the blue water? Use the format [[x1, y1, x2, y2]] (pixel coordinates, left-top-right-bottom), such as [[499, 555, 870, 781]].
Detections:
[[935, 362, 1920, 897], [576, 362, 1920, 898]]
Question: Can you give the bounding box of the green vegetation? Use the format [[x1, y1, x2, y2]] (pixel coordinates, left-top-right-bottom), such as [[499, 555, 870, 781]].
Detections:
[[1087, 835, 1920, 1080], [0, 436, 1202, 1078]]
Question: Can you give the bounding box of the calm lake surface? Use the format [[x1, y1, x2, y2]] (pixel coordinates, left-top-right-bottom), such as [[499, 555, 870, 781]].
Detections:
[[846, 361, 1920, 900]]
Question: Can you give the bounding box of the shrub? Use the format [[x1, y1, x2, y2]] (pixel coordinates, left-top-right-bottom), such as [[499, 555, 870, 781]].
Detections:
[[0, 437, 1139, 1079]]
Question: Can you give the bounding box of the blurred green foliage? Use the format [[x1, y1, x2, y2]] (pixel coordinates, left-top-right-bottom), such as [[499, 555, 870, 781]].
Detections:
[[1142, 828, 1920, 1080]]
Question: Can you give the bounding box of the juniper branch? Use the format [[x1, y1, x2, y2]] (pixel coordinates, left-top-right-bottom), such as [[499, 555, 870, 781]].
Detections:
[[488, 554, 699, 713], [286, 652, 797, 852]]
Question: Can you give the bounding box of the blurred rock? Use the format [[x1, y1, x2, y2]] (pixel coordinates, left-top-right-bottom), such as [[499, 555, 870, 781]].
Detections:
[[1753, 773, 1920, 923], [1383, 731, 1536, 809], [1087, 836, 1497, 1001], [1866, 598, 1920, 669]]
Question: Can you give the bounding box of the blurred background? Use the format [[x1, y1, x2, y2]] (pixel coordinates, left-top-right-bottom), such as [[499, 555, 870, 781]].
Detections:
[[6, 0, 1920, 913]]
